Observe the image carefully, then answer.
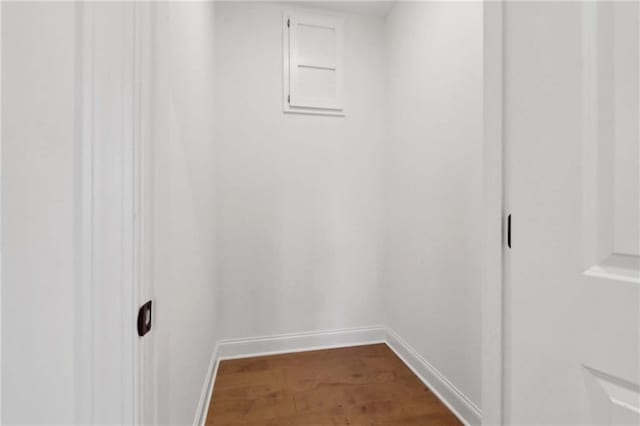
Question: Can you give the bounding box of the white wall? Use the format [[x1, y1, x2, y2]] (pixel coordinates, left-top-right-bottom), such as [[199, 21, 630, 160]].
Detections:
[[212, 1, 483, 413], [383, 1, 483, 410], [149, 3, 219, 425], [1, 3, 484, 424], [213, 2, 387, 340], [1, 3, 77, 423]]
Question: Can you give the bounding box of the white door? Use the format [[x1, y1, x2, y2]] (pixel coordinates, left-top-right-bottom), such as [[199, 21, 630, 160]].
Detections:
[[504, 2, 640, 424]]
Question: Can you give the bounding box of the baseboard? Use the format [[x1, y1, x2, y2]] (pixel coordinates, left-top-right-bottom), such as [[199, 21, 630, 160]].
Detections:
[[216, 325, 387, 360], [193, 325, 386, 425], [193, 344, 219, 426], [385, 327, 482, 426], [193, 325, 481, 426]]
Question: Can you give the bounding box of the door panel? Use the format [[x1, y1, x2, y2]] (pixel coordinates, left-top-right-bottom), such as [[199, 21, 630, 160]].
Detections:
[[505, 2, 640, 424]]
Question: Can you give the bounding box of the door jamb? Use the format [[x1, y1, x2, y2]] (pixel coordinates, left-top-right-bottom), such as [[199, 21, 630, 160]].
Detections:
[[132, 3, 154, 425], [0, 2, 3, 421], [76, 3, 137, 424], [482, 1, 505, 425]]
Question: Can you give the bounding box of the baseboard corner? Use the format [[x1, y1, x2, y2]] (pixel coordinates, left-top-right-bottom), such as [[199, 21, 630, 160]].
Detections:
[[384, 327, 482, 426], [193, 325, 481, 426]]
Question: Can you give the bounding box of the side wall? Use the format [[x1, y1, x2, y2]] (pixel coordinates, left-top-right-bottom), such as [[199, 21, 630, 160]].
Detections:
[[384, 1, 483, 410], [1, 3, 77, 423], [150, 3, 219, 425], [213, 2, 387, 340]]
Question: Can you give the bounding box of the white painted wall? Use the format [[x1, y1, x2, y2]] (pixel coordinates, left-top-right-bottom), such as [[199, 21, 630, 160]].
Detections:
[[1, 3, 484, 424], [148, 3, 219, 425], [212, 2, 483, 414], [213, 2, 387, 340], [1, 3, 77, 423], [383, 1, 483, 410]]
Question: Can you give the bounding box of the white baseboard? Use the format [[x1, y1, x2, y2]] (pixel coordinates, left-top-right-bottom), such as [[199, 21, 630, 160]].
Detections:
[[385, 327, 482, 426], [216, 325, 387, 360], [193, 326, 386, 425], [194, 325, 481, 426], [193, 344, 219, 426]]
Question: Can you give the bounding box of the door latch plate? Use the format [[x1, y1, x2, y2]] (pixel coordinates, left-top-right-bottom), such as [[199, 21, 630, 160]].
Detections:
[[137, 300, 152, 337]]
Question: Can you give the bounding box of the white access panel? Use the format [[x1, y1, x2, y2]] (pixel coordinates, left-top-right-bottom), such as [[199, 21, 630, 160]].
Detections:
[[283, 9, 344, 115]]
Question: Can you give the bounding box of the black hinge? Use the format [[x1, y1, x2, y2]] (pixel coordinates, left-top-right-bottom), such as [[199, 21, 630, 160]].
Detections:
[[507, 214, 512, 249], [137, 300, 152, 337], [288, 94, 291, 104], [287, 18, 290, 28]]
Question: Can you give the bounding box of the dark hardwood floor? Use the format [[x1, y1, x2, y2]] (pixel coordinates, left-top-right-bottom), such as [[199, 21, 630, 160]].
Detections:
[[205, 343, 462, 425]]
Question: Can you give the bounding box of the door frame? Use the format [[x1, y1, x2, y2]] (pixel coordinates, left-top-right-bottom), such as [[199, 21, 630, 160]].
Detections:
[[75, 2, 138, 424], [0, 2, 139, 423], [481, 1, 505, 425], [0, 1, 3, 421], [132, 3, 154, 425], [80, 3, 155, 424]]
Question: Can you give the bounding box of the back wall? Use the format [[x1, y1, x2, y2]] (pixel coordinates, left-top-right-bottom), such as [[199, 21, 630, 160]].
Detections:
[[213, 2, 387, 340]]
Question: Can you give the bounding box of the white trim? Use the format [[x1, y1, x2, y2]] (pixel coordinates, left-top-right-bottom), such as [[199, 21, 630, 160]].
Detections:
[[75, 2, 95, 423], [385, 328, 482, 426], [481, 1, 504, 425], [193, 345, 220, 426], [193, 326, 386, 425], [131, 3, 158, 425], [217, 325, 386, 360], [76, 4, 137, 423], [0, 1, 3, 421], [194, 326, 481, 426], [120, 5, 136, 423]]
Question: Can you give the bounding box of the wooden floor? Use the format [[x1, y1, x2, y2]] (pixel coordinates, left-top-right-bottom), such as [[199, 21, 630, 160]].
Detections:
[[205, 344, 462, 426]]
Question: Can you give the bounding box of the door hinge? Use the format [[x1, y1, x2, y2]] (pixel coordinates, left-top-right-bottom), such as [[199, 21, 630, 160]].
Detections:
[[507, 213, 512, 249], [137, 300, 152, 337], [288, 94, 291, 104], [287, 18, 290, 28]]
